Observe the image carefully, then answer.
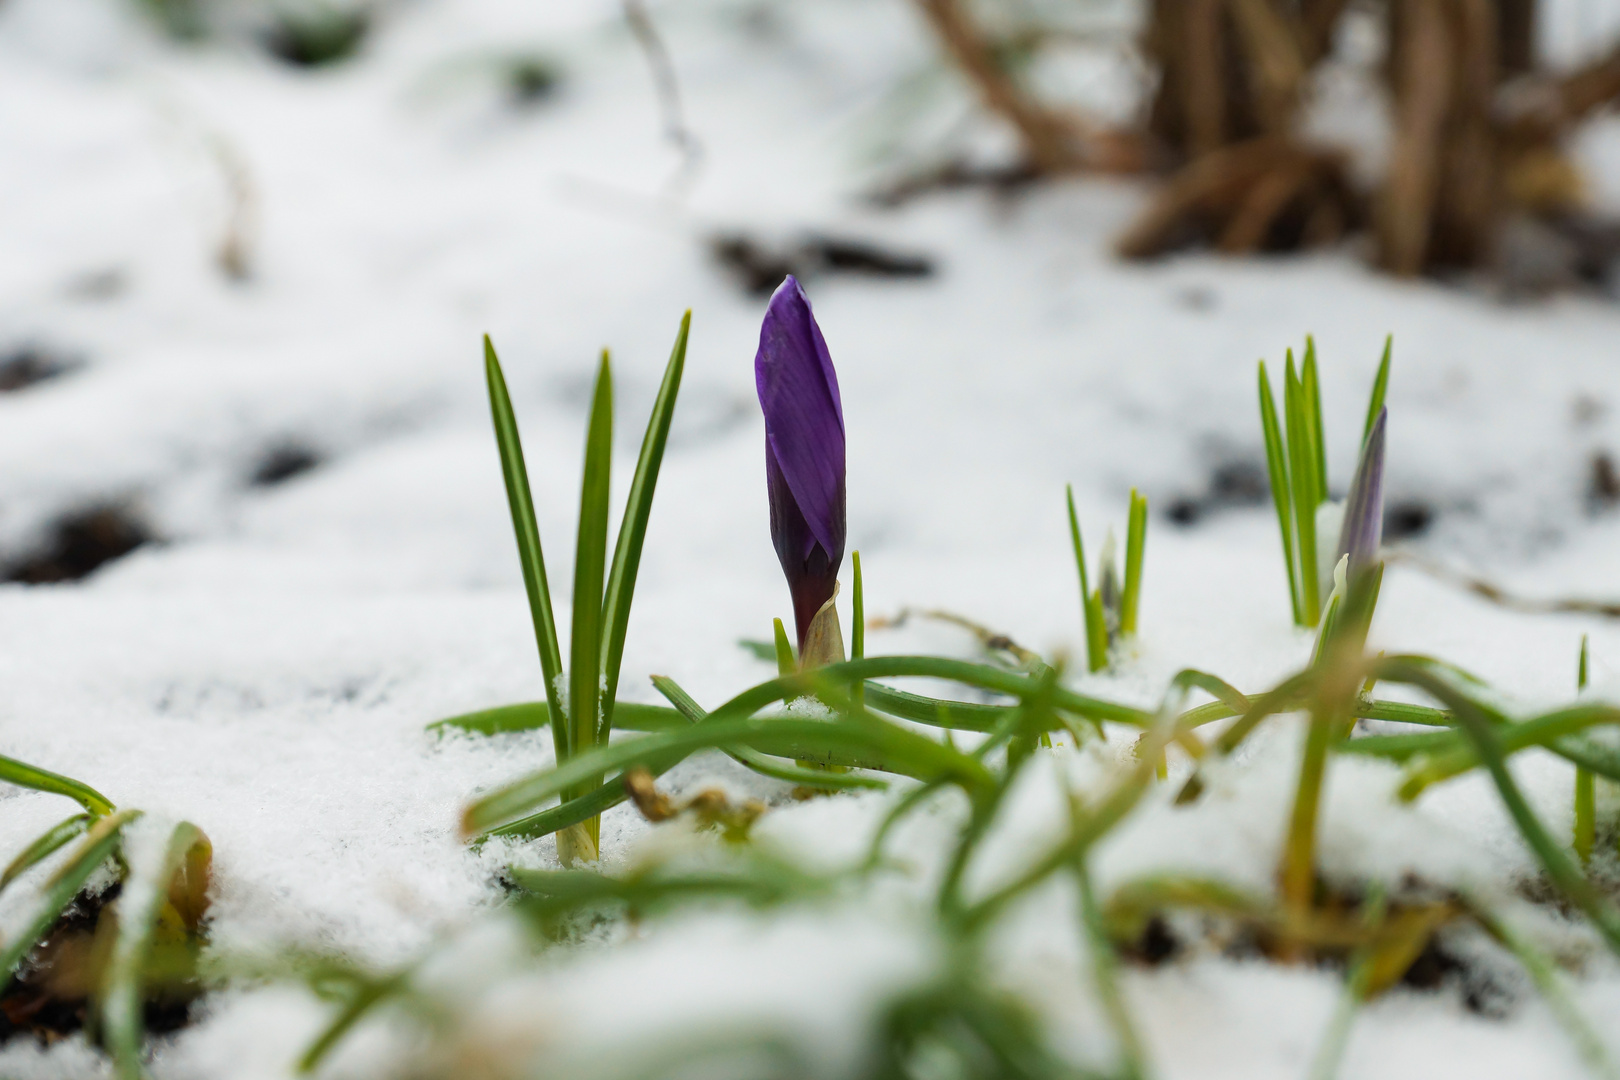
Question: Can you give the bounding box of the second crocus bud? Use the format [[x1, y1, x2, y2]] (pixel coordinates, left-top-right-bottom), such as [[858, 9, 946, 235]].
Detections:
[[755, 275, 847, 668], [1335, 407, 1387, 577]]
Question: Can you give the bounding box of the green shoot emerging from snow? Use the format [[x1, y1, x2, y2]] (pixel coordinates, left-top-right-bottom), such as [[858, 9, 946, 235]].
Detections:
[[1067, 486, 1148, 672], [461, 315, 689, 863], [1260, 336, 1390, 627]]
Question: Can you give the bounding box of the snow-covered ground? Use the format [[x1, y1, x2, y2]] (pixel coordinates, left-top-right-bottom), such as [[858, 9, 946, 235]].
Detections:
[[4, 1, 1620, 1077]]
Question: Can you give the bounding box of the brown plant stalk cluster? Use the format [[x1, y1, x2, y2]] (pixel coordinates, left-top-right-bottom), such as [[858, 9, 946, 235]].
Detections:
[[910, 0, 1620, 283]]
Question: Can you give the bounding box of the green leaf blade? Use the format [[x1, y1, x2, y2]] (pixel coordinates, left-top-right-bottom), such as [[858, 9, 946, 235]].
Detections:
[[485, 336, 568, 761], [599, 313, 689, 738], [571, 351, 615, 762], [1258, 362, 1302, 624], [0, 754, 114, 817], [1363, 335, 1392, 446], [1121, 489, 1147, 637]]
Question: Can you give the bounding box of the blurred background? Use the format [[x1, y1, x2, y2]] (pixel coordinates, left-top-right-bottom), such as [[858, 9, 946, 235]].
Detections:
[[3, 0, 1620, 630]]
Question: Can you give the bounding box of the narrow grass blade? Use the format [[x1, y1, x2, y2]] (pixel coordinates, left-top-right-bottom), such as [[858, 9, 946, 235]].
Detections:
[[1399, 702, 1620, 795], [510, 858, 828, 916], [863, 683, 1008, 732], [650, 674, 886, 791], [773, 618, 795, 675], [851, 552, 866, 663], [1306, 887, 1387, 1080], [429, 700, 684, 736], [487, 777, 642, 841], [1363, 336, 1391, 446], [600, 313, 689, 738], [851, 550, 866, 713], [464, 713, 960, 836], [102, 820, 211, 1080], [1576, 768, 1596, 864], [1259, 362, 1301, 624], [0, 754, 114, 817], [1576, 633, 1595, 862], [0, 810, 139, 990], [1085, 591, 1109, 673], [1472, 900, 1620, 1080], [736, 639, 778, 662], [485, 336, 567, 760], [1121, 489, 1147, 637], [1303, 337, 1328, 497], [0, 814, 90, 892], [465, 668, 1001, 836], [1074, 860, 1148, 1080], [1285, 354, 1321, 623], [1281, 699, 1338, 918], [1379, 660, 1620, 955], [571, 352, 614, 761], [1067, 485, 1105, 670], [298, 971, 412, 1073]]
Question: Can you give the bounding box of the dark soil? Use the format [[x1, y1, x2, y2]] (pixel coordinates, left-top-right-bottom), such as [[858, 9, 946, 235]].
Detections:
[[0, 885, 201, 1048], [5, 507, 152, 584]]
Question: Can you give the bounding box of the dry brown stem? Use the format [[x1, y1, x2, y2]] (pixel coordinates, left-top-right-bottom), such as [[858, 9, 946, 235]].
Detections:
[[913, 0, 1076, 172], [1117, 136, 1352, 258], [910, 0, 1149, 175], [1379, 0, 1454, 274]]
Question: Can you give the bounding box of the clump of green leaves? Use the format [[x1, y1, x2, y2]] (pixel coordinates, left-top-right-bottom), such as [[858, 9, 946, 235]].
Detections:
[[0, 755, 211, 1079], [447, 316, 688, 864], [1259, 337, 1389, 627], [385, 320, 1620, 1080], [1066, 487, 1147, 672]]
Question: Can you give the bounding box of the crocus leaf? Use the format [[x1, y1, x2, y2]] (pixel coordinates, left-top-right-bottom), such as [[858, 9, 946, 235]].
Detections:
[[851, 551, 866, 663], [429, 701, 683, 737], [1284, 353, 1320, 624], [1121, 489, 1147, 637], [484, 336, 568, 762], [1377, 659, 1620, 955], [571, 352, 614, 762], [0, 813, 91, 892], [1363, 336, 1391, 446], [1258, 362, 1302, 625], [1066, 485, 1105, 670], [0, 754, 114, 817], [773, 618, 795, 676], [600, 313, 689, 739], [651, 674, 887, 791], [101, 820, 211, 1080], [736, 639, 778, 663], [1303, 337, 1328, 498], [0, 810, 139, 991]]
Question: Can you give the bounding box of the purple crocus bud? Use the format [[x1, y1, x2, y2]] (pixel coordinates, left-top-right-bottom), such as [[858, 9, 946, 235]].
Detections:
[[1335, 407, 1386, 576], [755, 276, 846, 655]]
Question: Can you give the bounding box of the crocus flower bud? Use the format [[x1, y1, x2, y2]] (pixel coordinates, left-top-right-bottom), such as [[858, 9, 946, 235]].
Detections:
[[1335, 407, 1387, 576], [755, 276, 846, 663]]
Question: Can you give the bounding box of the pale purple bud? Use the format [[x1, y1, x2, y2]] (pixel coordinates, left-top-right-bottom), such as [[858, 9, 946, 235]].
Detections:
[[1336, 408, 1386, 576]]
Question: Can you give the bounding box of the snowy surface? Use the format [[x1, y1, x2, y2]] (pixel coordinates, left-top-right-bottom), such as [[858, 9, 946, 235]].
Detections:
[[3, 0, 1620, 1077]]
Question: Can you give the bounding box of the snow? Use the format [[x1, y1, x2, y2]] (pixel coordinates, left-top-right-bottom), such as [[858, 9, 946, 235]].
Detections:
[[2, 0, 1620, 1076]]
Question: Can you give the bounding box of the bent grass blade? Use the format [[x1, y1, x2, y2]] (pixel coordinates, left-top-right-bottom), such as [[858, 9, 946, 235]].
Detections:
[[0, 813, 92, 893], [0, 754, 115, 817], [0, 810, 140, 990]]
